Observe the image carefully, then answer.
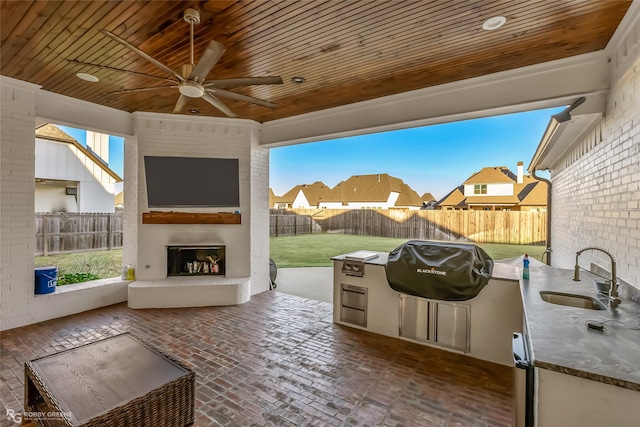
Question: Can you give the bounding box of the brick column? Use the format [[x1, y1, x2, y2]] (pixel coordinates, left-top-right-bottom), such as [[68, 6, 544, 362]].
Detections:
[[0, 77, 39, 330]]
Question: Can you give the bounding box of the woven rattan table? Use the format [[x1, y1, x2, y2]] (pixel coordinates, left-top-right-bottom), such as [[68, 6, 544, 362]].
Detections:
[[24, 332, 195, 427]]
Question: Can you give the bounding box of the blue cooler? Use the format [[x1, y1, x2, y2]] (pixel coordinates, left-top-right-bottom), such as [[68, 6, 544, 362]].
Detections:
[[35, 266, 57, 294]]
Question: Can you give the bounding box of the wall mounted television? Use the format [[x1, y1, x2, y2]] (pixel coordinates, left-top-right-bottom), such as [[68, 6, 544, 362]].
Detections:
[[144, 156, 240, 208]]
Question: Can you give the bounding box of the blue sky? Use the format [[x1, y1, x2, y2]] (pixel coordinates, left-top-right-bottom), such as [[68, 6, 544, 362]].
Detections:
[[270, 107, 562, 200]]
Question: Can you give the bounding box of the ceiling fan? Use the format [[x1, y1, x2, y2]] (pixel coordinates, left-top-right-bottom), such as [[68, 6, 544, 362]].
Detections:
[[92, 8, 283, 118]]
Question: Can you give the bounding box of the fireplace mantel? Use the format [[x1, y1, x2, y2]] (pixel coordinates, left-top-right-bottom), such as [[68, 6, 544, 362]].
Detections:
[[142, 212, 241, 224]]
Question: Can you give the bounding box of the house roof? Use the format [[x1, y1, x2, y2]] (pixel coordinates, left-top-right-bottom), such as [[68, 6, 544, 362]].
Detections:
[[516, 179, 548, 206], [275, 181, 331, 206], [0, 1, 630, 122], [435, 186, 467, 208], [35, 124, 123, 182], [269, 188, 277, 207], [463, 166, 516, 184], [421, 193, 436, 202], [324, 174, 422, 207]]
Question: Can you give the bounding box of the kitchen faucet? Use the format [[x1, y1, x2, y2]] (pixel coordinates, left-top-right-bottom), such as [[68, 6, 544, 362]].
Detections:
[[573, 247, 620, 307]]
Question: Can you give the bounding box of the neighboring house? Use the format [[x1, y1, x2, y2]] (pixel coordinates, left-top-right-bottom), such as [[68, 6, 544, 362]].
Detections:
[[273, 181, 331, 208], [115, 191, 124, 209], [436, 162, 547, 211], [319, 174, 423, 210], [35, 124, 122, 213], [268, 188, 276, 208], [420, 192, 437, 209]]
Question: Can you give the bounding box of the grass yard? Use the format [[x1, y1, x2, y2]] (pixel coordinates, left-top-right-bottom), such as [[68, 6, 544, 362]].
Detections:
[[270, 233, 546, 268], [35, 249, 123, 279], [34, 235, 546, 280]]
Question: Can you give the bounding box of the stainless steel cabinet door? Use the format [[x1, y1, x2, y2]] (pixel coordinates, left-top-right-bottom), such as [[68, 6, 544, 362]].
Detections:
[[399, 295, 431, 342], [399, 295, 470, 352], [434, 302, 469, 352]]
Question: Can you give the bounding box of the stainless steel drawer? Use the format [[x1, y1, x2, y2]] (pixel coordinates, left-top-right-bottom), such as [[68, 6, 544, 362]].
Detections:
[[341, 289, 366, 309], [340, 306, 366, 327], [340, 284, 368, 327]]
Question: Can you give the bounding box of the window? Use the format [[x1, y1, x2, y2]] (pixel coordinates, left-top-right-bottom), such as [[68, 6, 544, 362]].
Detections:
[[474, 184, 487, 195]]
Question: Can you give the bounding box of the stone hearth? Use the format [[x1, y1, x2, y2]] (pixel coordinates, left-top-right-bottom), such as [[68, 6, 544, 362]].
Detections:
[[128, 276, 250, 309]]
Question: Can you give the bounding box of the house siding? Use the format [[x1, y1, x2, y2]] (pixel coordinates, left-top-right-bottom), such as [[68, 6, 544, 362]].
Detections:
[[551, 55, 640, 289]]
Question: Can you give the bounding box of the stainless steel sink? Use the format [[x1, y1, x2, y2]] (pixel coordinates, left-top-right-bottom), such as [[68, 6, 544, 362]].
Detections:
[[539, 291, 606, 310]]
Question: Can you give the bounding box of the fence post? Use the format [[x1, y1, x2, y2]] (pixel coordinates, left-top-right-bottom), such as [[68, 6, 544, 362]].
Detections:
[[107, 214, 113, 250], [43, 215, 49, 256], [275, 215, 279, 237]]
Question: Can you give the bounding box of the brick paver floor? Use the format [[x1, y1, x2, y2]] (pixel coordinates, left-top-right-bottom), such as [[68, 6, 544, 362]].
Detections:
[[0, 292, 514, 427]]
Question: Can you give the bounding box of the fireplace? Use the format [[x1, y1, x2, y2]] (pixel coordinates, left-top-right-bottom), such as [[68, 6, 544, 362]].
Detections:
[[167, 245, 226, 277]]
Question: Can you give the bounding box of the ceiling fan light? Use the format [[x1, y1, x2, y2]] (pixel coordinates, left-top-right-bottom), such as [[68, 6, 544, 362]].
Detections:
[[179, 83, 205, 98], [482, 16, 507, 31]]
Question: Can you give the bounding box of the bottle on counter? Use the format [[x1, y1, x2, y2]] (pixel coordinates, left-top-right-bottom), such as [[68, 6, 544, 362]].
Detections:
[[121, 265, 128, 280], [126, 264, 135, 280], [523, 254, 530, 280]]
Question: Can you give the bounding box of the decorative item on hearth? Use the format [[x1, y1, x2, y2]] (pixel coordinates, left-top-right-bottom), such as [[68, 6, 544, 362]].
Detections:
[[207, 256, 219, 274]]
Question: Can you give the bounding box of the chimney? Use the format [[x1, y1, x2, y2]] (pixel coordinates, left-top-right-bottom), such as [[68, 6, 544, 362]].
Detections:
[[517, 161, 524, 184]]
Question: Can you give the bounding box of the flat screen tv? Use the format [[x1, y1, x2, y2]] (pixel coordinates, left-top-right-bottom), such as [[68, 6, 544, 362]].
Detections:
[[144, 156, 240, 207]]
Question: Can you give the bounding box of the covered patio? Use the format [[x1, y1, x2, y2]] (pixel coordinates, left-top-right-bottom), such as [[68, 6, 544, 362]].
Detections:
[[1, 292, 512, 427]]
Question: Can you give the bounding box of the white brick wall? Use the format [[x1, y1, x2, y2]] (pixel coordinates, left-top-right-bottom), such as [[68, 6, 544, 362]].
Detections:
[[550, 55, 640, 289], [0, 77, 38, 330], [250, 131, 270, 294], [128, 113, 268, 295]]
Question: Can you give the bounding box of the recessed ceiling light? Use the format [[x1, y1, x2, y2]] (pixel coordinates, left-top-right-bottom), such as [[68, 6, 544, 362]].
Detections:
[[76, 73, 99, 82], [291, 76, 306, 84], [189, 109, 199, 114], [482, 16, 507, 31]]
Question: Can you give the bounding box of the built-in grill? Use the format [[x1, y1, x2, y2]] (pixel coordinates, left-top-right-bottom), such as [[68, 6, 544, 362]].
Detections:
[[386, 240, 493, 301], [341, 251, 379, 277]]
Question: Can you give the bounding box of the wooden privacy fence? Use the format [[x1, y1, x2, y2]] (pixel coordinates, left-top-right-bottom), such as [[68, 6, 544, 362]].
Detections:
[[35, 212, 124, 256], [270, 208, 547, 245]]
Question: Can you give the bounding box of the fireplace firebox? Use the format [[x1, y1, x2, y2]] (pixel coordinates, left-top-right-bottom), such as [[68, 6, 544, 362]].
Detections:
[[167, 245, 226, 276]]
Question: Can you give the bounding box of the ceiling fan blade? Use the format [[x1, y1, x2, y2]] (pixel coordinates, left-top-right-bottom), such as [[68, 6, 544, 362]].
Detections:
[[173, 95, 190, 113], [100, 29, 184, 82], [66, 60, 177, 83], [208, 88, 277, 109], [189, 40, 226, 83], [202, 93, 237, 118], [203, 76, 283, 88], [107, 85, 178, 95]]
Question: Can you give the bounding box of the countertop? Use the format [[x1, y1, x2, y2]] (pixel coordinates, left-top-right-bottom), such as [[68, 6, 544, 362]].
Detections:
[[515, 258, 640, 391]]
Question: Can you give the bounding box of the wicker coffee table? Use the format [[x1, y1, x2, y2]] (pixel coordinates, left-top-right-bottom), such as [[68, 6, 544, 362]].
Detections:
[[24, 332, 195, 427]]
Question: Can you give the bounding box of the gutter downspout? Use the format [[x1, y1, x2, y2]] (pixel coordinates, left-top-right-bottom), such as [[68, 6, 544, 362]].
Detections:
[[531, 169, 552, 265], [528, 97, 584, 266]]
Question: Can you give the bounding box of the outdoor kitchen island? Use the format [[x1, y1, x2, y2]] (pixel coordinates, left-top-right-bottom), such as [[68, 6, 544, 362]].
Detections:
[[332, 251, 640, 427], [332, 250, 524, 366]]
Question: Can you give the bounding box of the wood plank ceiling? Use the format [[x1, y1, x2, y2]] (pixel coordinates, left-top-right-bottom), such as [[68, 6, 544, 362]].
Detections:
[[0, 0, 631, 123]]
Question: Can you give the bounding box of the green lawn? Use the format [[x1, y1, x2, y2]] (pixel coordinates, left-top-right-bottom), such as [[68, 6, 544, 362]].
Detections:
[[35, 249, 123, 279], [33, 235, 545, 279], [270, 233, 546, 268]]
